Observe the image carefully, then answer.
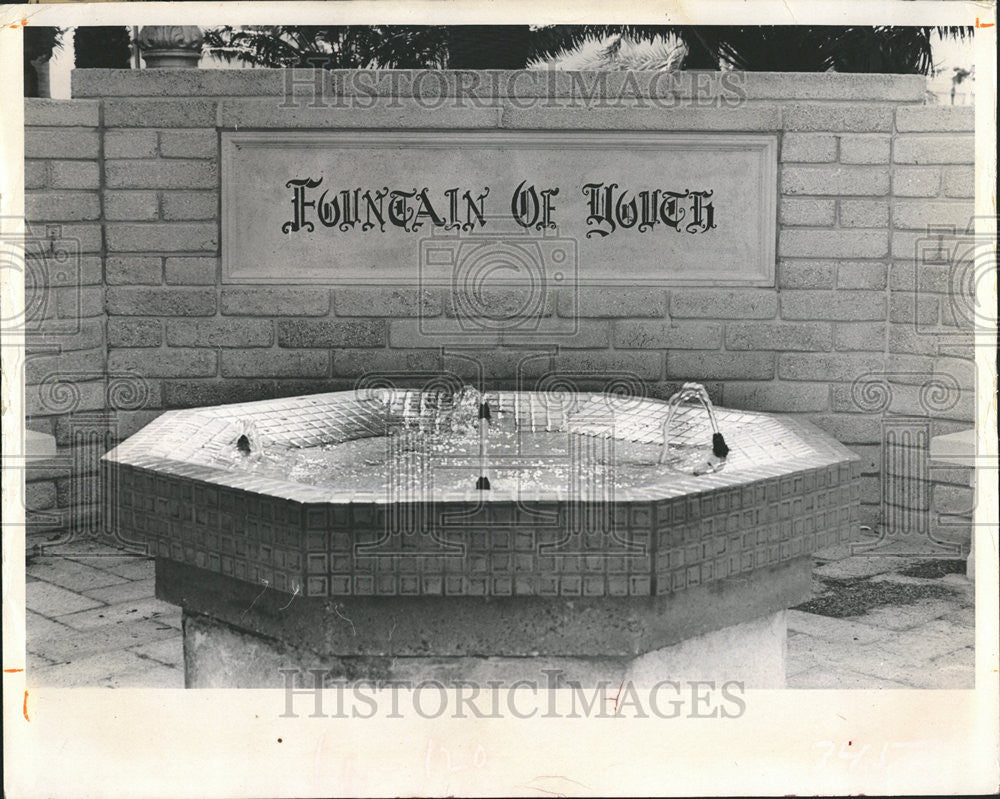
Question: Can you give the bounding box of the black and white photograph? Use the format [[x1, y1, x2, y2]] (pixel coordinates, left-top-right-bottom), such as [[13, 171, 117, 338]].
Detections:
[[2, 1, 998, 795]]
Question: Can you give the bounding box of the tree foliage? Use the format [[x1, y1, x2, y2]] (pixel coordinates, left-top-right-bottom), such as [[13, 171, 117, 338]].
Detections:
[[74, 27, 133, 70], [203, 25, 972, 74]]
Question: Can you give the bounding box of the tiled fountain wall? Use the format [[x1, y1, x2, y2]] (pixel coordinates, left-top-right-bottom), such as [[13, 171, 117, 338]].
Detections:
[[23, 70, 976, 552]]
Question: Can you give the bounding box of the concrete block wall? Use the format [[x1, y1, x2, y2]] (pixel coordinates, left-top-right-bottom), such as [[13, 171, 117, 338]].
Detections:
[[23, 70, 977, 552]]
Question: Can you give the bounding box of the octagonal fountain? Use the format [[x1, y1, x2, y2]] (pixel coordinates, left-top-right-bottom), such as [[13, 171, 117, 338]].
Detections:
[[103, 384, 860, 688]]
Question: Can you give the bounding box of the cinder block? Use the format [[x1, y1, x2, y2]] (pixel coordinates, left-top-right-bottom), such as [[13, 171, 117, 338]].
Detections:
[[25, 162, 48, 189], [781, 166, 889, 196], [887, 325, 941, 357], [26, 481, 58, 511], [25, 128, 100, 160], [159, 129, 218, 158], [104, 99, 218, 128], [162, 379, 282, 408], [106, 222, 217, 253], [220, 288, 330, 316], [25, 192, 100, 222], [670, 290, 777, 319], [108, 318, 163, 348], [779, 198, 836, 226], [554, 350, 664, 380], [166, 319, 273, 347], [50, 161, 100, 189], [26, 254, 102, 287], [27, 379, 106, 416], [25, 98, 100, 127], [164, 257, 218, 285], [104, 191, 159, 221], [44, 223, 102, 254], [388, 319, 499, 348], [106, 288, 216, 316], [106, 256, 162, 285], [780, 291, 886, 321], [502, 105, 781, 131], [105, 160, 218, 190], [834, 323, 887, 352], [275, 319, 386, 348], [932, 484, 974, 515], [896, 106, 974, 133], [891, 167, 940, 197], [836, 262, 887, 290], [839, 200, 889, 228], [559, 288, 666, 318], [332, 349, 442, 377], [893, 136, 974, 165], [779, 133, 837, 163], [892, 200, 975, 230], [161, 191, 218, 221], [221, 350, 329, 378], [941, 166, 974, 198], [838, 135, 891, 164], [221, 99, 498, 129], [889, 292, 938, 325], [38, 318, 104, 351], [783, 105, 894, 132], [53, 285, 103, 318], [667, 351, 773, 380], [776, 261, 835, 289], [722, 382, 830, 412], [335, 288, 441, 317], [779, 353, 885, 382], [25, 349, 106, 384], [109, 348, 218, 378], [808, 414, 883, 444], [778, 229, 888, 259], [104, 129, 158, 159], [725, 322, 832, 351], [613, 321, 722, 349], [72, 69, 288, 98]]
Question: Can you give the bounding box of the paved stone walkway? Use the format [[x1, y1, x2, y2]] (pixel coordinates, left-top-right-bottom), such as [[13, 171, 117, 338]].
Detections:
[[24, 540, 975, 689]]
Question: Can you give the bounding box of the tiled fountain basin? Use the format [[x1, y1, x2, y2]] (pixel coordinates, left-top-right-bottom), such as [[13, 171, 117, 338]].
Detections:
[[102, 389, 860, 685]]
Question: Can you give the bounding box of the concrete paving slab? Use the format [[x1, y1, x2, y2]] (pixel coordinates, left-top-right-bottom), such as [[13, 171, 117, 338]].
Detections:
[[786, 609, 884, 645], [81, 577, 157, 604], [30, 650, 156, 688], [111, 661, 185, 689], [36, 618, 183, 664], [26, 557, 132, 592], [847, 598, 956, 631], [98, 557, 157, 581], [129, 637, 184, 669], [27, 610, 77, 641], [879, 618, 974, 661], [788, 668, 913, 689], [26, 581, 104, 617], [57, 596, 181, 633]]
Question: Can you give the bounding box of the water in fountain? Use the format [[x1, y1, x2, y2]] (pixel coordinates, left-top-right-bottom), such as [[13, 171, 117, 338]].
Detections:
[[221, 385, 742, 493]]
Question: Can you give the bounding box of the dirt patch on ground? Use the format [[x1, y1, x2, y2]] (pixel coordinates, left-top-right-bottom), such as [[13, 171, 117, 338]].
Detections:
[[898, 558, 967, 579], [795, 559, 963, 618]]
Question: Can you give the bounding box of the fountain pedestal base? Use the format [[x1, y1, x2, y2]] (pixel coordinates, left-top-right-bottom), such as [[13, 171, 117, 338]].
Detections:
[[157, 557, 809, 689]]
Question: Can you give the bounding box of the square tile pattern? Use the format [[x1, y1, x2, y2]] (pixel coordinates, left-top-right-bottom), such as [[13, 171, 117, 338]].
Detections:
[[105, 390, 861, 597]]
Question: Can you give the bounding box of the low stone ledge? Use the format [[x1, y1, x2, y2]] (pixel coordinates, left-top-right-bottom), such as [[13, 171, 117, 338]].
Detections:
[[157, 555, 811, 658], [71, 69, 927, 104]]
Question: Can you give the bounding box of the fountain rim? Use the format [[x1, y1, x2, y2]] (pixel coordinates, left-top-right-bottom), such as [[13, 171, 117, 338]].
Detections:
[[102, 388, 861, 505]]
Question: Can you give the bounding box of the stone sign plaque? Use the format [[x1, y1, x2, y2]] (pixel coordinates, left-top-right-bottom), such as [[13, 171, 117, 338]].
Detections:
[[221, 131, 777, 285]]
